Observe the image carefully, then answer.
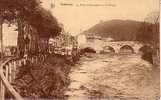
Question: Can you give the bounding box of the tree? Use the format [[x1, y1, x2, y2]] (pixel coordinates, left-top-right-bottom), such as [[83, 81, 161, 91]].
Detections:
[[137, 11, 159, 45], [137, 11, 160, 65], [0, 0, 62, 56], [0, 0, 61, 38]]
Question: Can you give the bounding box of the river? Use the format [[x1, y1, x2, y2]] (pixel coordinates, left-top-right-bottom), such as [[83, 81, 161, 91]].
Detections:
[[65, 53, 160, 100]]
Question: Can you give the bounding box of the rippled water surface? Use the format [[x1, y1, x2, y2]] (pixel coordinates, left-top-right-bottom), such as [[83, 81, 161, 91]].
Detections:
[[65, 53, 160, 100]]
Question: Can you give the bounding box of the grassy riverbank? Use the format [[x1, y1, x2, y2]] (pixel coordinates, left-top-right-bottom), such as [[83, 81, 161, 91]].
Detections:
[[12, 54, 74, 99]]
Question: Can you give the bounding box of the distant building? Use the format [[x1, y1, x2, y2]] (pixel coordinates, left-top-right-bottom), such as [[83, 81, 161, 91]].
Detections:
[[49, 34, 78, 55], [77, 32, 116, 53], [85, 34, 104, 53], [76, 34, 87, 48]]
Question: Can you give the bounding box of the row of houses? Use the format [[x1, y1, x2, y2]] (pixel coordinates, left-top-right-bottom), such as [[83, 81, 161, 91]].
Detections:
[[49, 33, 78, 56]]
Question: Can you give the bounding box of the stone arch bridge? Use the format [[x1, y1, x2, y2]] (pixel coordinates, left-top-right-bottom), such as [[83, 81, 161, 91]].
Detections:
[[85, 40, 151, 54], [103, 41, 144, 53]]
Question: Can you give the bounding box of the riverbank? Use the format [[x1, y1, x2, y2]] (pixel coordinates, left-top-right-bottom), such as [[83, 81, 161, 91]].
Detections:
[[12, 54, 74, 99]]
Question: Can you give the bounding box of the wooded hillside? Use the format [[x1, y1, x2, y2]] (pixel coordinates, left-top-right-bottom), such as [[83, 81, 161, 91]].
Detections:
[[84, 20, 149, 41]]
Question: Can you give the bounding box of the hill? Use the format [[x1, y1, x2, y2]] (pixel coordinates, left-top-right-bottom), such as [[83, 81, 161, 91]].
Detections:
[[84, 20, 144, 41]]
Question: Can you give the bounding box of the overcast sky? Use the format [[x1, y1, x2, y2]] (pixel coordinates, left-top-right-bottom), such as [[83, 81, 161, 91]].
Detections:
[[2, 0, 160, 46], [41, 0, 159, 34]]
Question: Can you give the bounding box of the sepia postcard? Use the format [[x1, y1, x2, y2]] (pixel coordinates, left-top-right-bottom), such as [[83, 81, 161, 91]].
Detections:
[[0, 0, 160, 100]]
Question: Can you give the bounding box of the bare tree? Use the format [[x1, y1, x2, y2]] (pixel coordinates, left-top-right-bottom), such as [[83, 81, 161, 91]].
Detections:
[[145, 11, 159, 45], [138, 11, 159, 45], [137, 11, 160, 65], [145, 11, 159, 24]]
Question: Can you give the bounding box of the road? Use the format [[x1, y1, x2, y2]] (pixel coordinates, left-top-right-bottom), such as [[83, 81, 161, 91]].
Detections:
[[65, 53, 160, 100]]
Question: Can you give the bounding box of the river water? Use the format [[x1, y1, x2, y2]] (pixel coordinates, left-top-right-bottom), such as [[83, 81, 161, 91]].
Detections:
[[65, 53, 160, 100]]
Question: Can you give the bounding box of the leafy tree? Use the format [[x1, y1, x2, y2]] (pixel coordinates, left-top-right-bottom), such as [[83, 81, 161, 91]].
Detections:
[[0, 0, 61, 37]]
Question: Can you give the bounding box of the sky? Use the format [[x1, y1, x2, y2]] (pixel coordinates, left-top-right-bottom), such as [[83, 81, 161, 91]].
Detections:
[[3, 23, 18, 46], [41, 0, 160, 35], [2, 0, 160, 46]]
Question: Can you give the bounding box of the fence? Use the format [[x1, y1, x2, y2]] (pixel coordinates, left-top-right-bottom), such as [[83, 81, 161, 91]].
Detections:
[[0, 54, 47, 100]]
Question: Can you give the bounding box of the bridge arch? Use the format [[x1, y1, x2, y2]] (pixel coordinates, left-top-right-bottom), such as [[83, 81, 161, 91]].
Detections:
[[139, 45, 153, 64], [139, 45, 153, 54], [103, 46, 115, 53], [119, 45, 134, 53]]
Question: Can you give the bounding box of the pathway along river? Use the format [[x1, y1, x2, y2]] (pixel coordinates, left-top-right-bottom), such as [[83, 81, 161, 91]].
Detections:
[[65, 53, 159, 100]]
